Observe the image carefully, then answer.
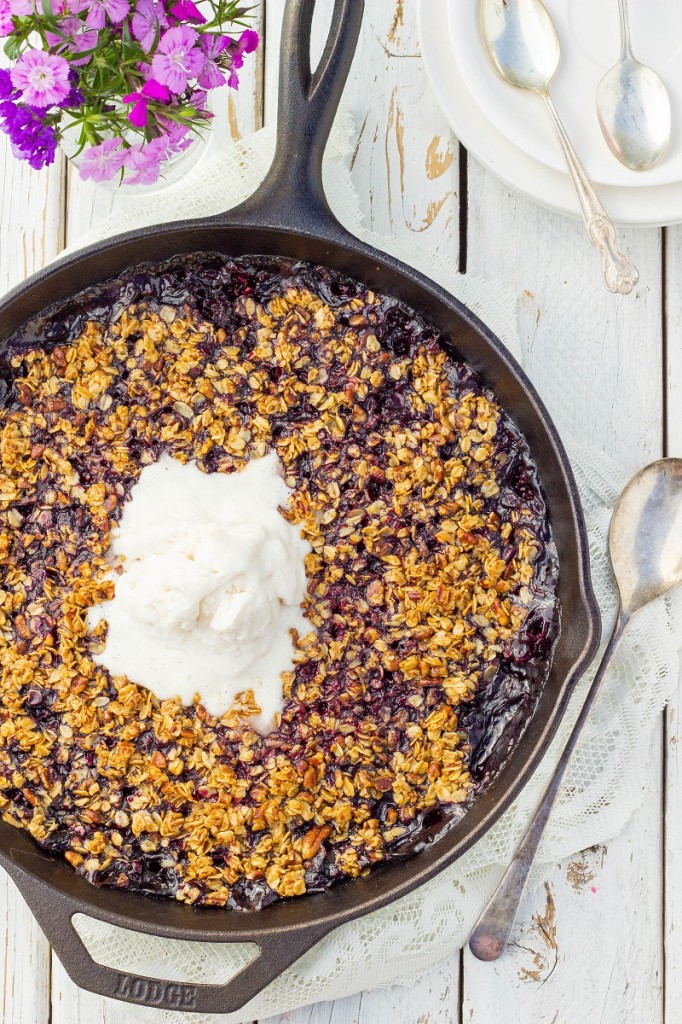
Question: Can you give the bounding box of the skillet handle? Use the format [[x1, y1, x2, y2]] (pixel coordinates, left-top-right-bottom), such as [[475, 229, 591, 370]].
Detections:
[[3, 855, 332, 1014], [225, 0, 364, 234]]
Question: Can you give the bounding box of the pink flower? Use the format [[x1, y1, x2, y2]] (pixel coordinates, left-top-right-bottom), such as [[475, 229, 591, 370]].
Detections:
[[56, 0, 88, 13], [79, 138, 126, 183], [151, 25, 203, 94], [237, 28, 258, 55], [151, 123, 193, 159], [123, 142, 161, 184], [122, 78, 170, 127], [85, 0, 129, 29], [10, 51, 71, 108], [131, 0, 169, 51], [0, 0, 30, 36], [141, 77, 170, 101], [228, 28, 259, 71], [198, 34, 229, 89], [46, 19, 99, 64], [187, 87, 210, 115], [219, 29, 259, 91], [0, 1, 12, 35], [168, 0, 204, 23], [46, 16, 82, 42]]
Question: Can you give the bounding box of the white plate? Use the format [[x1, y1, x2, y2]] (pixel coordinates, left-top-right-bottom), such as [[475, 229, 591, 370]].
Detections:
[[448, 0, 682, 188], [418, 0, 682, 226]]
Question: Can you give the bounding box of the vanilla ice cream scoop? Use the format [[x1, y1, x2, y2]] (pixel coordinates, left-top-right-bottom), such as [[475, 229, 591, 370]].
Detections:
[[87, 452, 311, 733]]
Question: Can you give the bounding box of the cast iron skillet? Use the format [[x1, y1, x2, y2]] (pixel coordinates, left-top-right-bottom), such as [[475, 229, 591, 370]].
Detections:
[[0, 0, 600, 1013]]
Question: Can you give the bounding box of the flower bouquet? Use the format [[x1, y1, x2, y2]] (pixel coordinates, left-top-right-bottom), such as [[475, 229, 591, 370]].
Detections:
[[0, 0, 258, 185]]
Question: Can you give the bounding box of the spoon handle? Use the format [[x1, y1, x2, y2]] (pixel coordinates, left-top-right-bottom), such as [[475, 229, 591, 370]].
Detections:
[[539, 92, 638, 295], [617, 0, 633, 59], [468, 611, 629, 962]]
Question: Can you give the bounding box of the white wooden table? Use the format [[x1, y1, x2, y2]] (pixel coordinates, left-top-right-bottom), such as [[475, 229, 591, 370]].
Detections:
[[1, 2, 680, 1022]]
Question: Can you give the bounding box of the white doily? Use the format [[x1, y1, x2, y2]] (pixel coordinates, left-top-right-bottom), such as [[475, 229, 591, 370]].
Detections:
[[58, 115, 682, 1023]]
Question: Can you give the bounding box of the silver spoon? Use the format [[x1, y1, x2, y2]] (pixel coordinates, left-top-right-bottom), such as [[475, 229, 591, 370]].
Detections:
[[480, 0, 639, 295], [469, 458, 682, 962], [597, 0, 671, 172]]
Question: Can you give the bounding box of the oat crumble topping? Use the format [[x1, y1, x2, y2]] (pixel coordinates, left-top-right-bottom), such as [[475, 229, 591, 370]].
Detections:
[[0, 256, 558, 908]]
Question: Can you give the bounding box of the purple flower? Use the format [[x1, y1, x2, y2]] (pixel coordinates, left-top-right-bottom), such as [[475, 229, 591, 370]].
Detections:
[[0, 103, 57, 169], [79, 138, 127, 182], [59, 69, 83, 109], [131, 0, 169, 51], [198, 33, 229, 89], [9, 0, 33, 13], [123, 142, 161, 184], [168, 0, 204, 22], [12, 127, 57, 169], [0, 69, 13, 100], [10, 52, 71, 109], [122, 77, 170, 126], [151, 25, 203, 94], [85, 0, 129, 29]]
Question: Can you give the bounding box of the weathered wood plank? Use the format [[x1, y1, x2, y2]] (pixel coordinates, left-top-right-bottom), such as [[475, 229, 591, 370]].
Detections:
[[264, 0, 460, 260], [0, 139, 65, 292], [335, 0, 459, 259], [466, 170, 662, 472], [355, 959, 458, 1024], [0, 121, 64, 1024], [50, 958, 107, 1024], [464, 816, 663, 1023], [0, 882, 52, 1024], [259, 956, 458, 1024], [663, 226, 682, 1024], [665, 685, 682, 1023], [463, 163, 664, 1024]]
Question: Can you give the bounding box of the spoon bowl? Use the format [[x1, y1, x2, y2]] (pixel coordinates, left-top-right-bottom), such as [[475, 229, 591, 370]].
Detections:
[[480, 0, 559, 92], [610, 458, 682, 616], [596, 0, 672, 172], [597, 59, 671, 172]]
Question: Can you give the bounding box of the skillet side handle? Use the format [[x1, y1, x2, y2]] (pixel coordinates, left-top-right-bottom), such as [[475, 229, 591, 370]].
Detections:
[[225, 0, 364, 234], [3, 859, 332, 1014]]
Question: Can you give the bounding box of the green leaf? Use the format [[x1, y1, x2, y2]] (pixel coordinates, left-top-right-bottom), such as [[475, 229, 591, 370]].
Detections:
[[3, 35, 23, 60]]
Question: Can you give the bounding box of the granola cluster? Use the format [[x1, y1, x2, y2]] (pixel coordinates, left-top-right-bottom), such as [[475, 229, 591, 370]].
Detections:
[[0, 256, 558, 908]]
